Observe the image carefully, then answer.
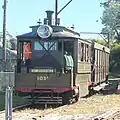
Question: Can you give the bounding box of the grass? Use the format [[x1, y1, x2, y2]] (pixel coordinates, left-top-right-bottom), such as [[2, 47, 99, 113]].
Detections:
[[109, 73, 120, 79], [0, 93, 5, 111], [0, 92, 28, 111]]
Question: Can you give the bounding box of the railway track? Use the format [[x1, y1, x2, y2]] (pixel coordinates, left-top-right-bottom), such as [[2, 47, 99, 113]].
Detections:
[[0, 82, 119, 120], [39, 110, 120, 120], [0, 103, 32, 114], [1, 98, 120, 120], [0, 102, 70, 119], [91, 110, 120, 120], [12, 103, 32, 112], [13, 103, 70, 120]]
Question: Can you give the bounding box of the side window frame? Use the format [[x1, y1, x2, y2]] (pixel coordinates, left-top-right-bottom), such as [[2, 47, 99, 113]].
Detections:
[[78, 40, 91, 63]]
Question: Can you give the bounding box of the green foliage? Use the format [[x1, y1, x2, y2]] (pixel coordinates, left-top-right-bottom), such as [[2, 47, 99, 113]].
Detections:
[[96, 39, 107, 46], [10, 39, 17, 50], [7, 59, 16, 72], [100, 1, 120, 73], [95, 39, 120, 73], [102, 4, 120, 28], [6, 41, 11, 49], [101, 1, 120, 42], [109, 43, 120, 72]]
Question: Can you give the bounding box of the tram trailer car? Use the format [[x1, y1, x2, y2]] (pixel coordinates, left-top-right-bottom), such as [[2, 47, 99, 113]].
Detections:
[[15, 10, 110, 104]]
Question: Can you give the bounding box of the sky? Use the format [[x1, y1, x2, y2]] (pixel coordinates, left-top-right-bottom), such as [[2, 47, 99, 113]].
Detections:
[[0, 0, 105, 39]]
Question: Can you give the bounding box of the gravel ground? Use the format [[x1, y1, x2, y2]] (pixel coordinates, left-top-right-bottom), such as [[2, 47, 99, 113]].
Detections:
[[0, 78, 120, 120], [1, 94, 120, 120], [57, 94, 120, 115]]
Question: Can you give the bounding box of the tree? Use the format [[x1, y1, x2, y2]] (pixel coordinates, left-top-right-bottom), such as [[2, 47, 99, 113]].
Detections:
[[6, 40, 11, 49], [100, 0, 120, 73], [101, 0, 120, 42], [109, 43, 120, 72], [100, 0, 120, 7], [96, 39, 107, 46]]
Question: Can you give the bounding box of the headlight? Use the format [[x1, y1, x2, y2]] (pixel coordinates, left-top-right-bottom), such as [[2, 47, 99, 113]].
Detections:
[[37, 25, 53, 38]]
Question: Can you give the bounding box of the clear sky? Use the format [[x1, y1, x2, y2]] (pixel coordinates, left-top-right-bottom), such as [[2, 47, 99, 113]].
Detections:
[[0, 0, 105, 38]]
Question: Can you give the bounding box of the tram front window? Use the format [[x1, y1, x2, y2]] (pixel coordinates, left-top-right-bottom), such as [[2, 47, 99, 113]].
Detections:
[[34, 41, 57, 51]]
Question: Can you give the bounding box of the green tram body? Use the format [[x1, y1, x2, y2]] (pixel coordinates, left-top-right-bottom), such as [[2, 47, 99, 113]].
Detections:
[[15, 11, 110, 104]]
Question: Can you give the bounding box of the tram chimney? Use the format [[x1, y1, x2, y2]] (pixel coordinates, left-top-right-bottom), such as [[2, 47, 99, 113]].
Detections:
[[45, 10, 54, 26]]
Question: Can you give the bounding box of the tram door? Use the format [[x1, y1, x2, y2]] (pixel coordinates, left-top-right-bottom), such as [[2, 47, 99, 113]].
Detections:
[[17, 41, 32, 73], [58, 41, 74, 58], [58, 40, 75, 85]]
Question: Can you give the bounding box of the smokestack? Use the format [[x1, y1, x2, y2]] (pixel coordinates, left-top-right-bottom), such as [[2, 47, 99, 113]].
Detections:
[[45, 10, 54, 26]]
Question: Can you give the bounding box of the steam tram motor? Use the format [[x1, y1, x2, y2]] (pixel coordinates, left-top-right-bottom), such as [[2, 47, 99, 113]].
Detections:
[[15, 10, 110, 104]]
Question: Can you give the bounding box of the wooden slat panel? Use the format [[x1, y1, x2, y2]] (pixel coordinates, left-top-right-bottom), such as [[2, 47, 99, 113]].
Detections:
[[77, 62, 91, 73], [76, 73, 91, 97]]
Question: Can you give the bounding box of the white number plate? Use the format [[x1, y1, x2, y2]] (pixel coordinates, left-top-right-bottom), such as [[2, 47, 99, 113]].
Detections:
[[37, 76, 49, 81]]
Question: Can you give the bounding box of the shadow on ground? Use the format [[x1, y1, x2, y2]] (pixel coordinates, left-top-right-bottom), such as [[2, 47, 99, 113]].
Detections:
[[103, 74, 120, 95]]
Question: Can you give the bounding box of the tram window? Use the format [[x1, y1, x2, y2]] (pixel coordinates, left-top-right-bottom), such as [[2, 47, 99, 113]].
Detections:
[[58, 42, 62, 51], [81, 43, 84, 61], [78, 42, 81, 61], [34, 41, 57, 51], [86, 44, 88, 62], [34, 41, 43, 50], [48, 42, 57, 50]]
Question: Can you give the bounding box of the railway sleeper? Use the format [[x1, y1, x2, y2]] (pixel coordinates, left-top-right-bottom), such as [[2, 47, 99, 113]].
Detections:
[[62, 90, 79, 105]]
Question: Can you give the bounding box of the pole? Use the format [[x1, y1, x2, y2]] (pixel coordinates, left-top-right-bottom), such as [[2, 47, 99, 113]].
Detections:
[[108, 33, 110, 48], [5, 86, 13, 120], [55, 0, 72, 25], [80, 32, 110, 48], [80, 32, 108, 35], [55, 0, 58, 25], [57, 0, 72, 15], [2, 0, 7, 72]]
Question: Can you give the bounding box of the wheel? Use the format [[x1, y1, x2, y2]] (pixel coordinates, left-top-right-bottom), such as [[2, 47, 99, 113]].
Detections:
[[62, 98, 70, 105], [62, 92, 71, 105], [30, 94, 35, 105], [89, 88, 94, 96], [62, 95, 70, 105]]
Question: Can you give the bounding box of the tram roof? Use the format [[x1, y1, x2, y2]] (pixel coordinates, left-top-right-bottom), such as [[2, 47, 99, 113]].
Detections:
[[16, 25, 80, 40]]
